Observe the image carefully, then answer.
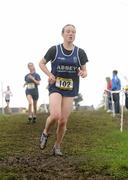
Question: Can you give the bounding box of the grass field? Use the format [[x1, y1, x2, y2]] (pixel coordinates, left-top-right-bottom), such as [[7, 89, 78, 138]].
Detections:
[[1, 110, 128, 179]]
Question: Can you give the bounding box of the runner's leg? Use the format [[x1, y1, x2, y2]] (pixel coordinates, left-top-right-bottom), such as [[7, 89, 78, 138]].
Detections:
[[40, 93, 62, 149], [32, 100, 38, 122], [6, 100, 10, 112], [55, 97, 74, 148], [7, 101, 9, 109], [33, 100, 37, 117], [43, 92, 62, 135], [26, 95, 33, 117]]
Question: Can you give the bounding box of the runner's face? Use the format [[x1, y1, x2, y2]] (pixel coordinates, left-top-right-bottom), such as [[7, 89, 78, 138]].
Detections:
[[28, 64, 35, 72], [7, 86, 10, 90], [62, 26, 76, 43]]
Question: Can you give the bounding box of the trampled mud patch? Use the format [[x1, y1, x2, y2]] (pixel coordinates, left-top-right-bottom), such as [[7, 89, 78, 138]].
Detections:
[[0, 154, 79, 179], [0, 154, 114, 180]]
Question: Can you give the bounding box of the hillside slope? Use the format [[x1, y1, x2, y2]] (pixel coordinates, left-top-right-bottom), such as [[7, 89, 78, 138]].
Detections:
[[0, 110, 128, 179]]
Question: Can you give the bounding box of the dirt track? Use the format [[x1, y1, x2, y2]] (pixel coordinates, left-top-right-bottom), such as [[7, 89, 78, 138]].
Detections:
[[0, 153, 114, 180]]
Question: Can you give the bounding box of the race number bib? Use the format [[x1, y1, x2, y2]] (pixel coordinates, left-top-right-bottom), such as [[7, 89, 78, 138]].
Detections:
[[55, 77, 73, 90], [27, 83, 35, 89]]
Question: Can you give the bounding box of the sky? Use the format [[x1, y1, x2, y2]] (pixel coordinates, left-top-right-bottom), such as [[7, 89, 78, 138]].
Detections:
[[0, 0, 128, 108]]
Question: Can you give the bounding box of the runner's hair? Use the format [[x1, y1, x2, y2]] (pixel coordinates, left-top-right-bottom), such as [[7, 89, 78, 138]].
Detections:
[[61, 24, 76, 34], [28, 62, 34, 67]]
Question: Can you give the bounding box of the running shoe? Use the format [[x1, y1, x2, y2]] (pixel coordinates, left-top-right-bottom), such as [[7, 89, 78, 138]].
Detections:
[[27, 117, 32, 124], [32, 117, 37, 123], [52, 146, 63, 156], [40, 133, 48, 150]]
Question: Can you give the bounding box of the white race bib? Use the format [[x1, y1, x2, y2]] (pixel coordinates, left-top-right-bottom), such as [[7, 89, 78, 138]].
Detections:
[[55, 77, 73, 90], [27, 83, 35, 89]]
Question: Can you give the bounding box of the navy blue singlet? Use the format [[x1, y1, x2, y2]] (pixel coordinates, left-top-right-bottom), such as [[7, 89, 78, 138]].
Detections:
[[49, 44, 81, 97], [25, 72, 41, 100]]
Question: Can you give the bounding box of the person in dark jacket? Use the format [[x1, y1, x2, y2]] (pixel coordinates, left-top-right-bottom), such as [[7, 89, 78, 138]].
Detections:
[[112, 70, 121, 114]]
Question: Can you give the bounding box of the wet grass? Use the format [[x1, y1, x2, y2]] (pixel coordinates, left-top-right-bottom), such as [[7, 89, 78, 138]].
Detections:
[[0, 110, 128, 179]]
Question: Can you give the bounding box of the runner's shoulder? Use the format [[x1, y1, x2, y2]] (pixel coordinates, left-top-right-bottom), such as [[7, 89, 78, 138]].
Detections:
[[46, 45, 56, 55], [77, 47, 89, 64], [44, 45, 56, 62]]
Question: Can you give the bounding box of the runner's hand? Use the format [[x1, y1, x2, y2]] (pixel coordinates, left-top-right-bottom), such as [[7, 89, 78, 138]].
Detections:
[[48, 74, 56, 84], [78, 69, 87, 78], [28, 74, 35, 80], [23, 83, 27, 87]]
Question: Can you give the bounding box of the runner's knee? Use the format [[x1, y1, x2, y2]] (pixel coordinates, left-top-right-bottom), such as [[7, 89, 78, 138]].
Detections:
[[50, 112, 61, 121], [28, 101, 33, 106], [58, 119, 67, 128]]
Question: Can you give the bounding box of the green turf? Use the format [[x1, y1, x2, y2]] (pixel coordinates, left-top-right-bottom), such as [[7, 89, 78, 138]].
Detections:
[[0, 110, 128, 179]]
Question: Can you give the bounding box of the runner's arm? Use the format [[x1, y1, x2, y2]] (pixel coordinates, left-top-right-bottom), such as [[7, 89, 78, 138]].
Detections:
[[28, 75, 40, 85], [78, 48, 88, 78], [39, 58, 52, 77], [23, 82, 27, 87], [32, 78, 40, 85], [78, 65, 87, 78], [39, 58, 56, 84], [29, 75, 40, 85]]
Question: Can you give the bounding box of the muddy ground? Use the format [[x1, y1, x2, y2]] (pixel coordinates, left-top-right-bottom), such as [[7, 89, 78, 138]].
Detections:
[[0, 153, 114, 180]]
